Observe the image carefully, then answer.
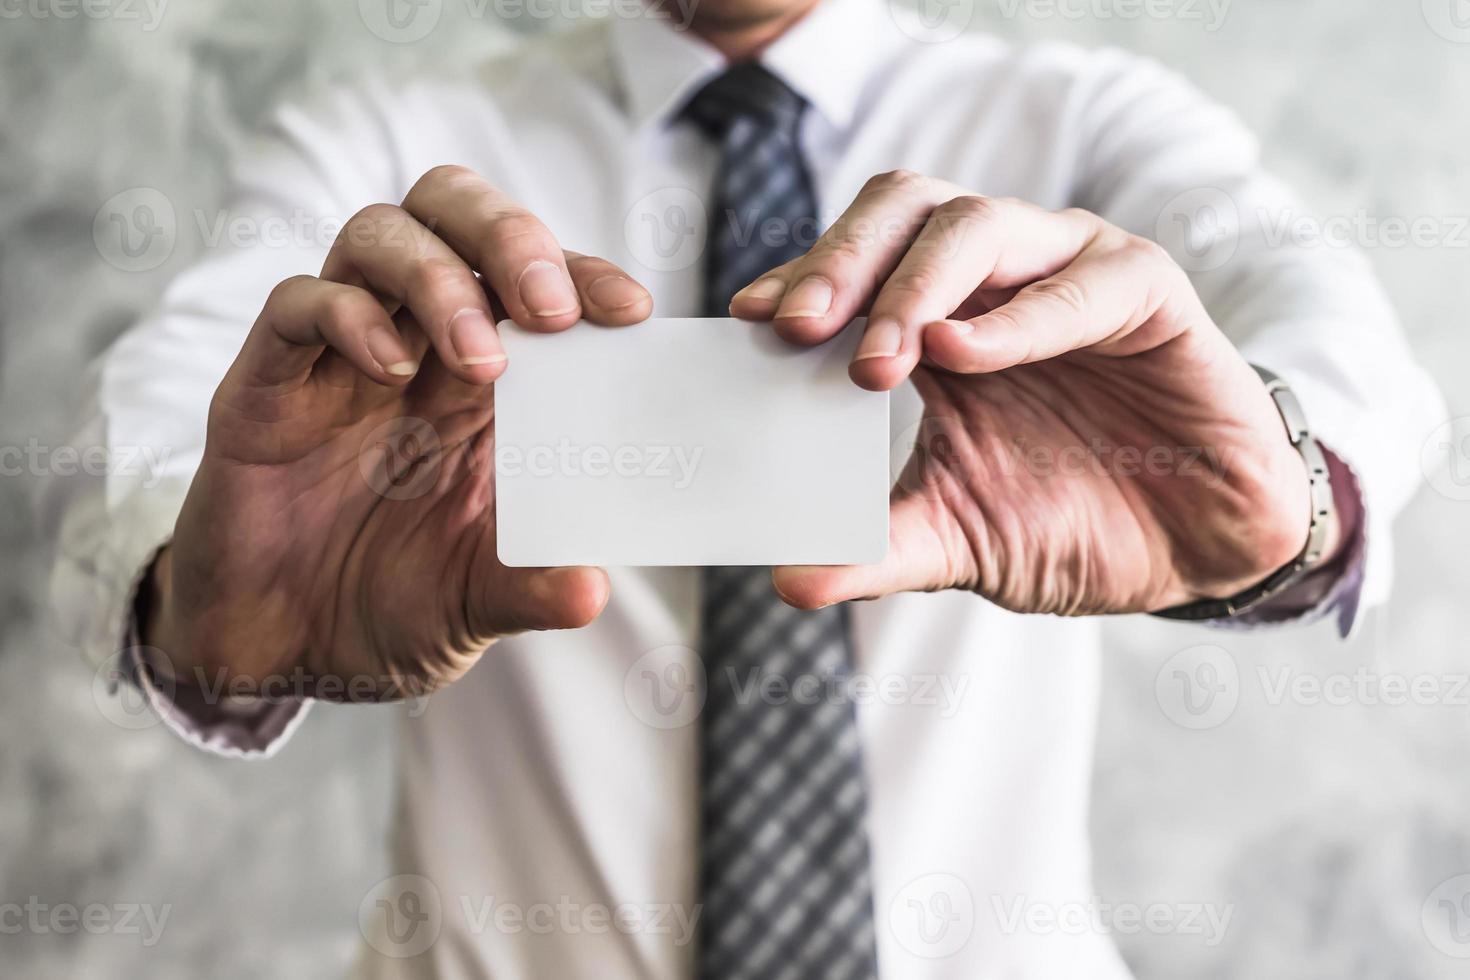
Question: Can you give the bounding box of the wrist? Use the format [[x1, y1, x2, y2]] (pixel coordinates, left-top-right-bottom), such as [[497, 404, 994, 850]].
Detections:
[[137, 546, 200, 681], [1154, 365, 1336, 621]]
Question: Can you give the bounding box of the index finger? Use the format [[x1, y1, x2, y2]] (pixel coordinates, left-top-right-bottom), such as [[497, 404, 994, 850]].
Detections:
[[401, 165, 582, 332], [727, 170, 962, 345]]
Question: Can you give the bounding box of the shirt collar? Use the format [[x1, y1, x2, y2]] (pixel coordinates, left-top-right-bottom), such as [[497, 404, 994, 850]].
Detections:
[[609, 0, 890, 134]]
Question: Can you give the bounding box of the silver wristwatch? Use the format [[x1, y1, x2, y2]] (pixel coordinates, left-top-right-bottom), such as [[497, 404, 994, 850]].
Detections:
[[1153, 365, 1334, 621]]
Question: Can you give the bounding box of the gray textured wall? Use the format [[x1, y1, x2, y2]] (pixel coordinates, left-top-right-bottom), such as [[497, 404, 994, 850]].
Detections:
[[1, 2, 1467, 978]]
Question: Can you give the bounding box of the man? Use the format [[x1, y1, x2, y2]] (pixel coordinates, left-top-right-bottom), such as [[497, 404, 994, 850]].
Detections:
[[49, 0, 1441, 976]]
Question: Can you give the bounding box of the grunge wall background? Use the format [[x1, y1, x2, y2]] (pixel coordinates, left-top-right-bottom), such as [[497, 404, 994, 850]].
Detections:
[[1, 1, 1466, 977]]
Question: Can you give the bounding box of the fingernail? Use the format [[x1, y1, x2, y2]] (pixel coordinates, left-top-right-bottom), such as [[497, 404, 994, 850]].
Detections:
[[449, 309, 505, 366], [735, 277, 787, 305], [366, 328, 417, 376], [853, 317, 903, 361], [948, 319, 974, 335], [586, 274, 646, 312], [517, 260, 578, 318], [776, 277, 833, 319]]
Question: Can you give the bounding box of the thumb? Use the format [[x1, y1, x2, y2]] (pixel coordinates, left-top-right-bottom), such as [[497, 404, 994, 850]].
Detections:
[[772, 493, 969, 609]]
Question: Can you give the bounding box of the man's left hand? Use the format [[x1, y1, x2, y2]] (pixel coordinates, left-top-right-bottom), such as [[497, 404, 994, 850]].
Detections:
[[730, 170, 1328, 616]]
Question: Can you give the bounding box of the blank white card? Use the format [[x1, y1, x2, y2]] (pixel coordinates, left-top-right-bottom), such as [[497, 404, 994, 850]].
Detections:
[[494, 318, 889, 567]]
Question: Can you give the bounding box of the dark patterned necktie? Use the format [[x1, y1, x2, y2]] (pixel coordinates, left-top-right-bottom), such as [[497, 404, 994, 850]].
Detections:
[[679, 63, 881, 980]]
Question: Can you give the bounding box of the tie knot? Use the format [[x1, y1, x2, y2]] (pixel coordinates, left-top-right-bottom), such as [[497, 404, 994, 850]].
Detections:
[[678, 62, 807, 139]]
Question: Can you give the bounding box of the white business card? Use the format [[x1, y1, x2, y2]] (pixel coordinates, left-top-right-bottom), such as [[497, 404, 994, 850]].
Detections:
[[494, 317, 889, 567]]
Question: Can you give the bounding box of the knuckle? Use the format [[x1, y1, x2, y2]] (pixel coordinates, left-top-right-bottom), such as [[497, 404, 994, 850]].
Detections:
[[267, 274, 317, 307], [566, 253, 615, 277], [483, 208, 552, 253], [341, 203, 406, 248], [934, 194, 1000, 227], [1026, 276, 1090, 314], [812, 234, 868, 267], [349, 202, 405, 228], [864, 168, 928, 196], [1124, 234, 1173, 266], [406, 257, 471, 304], [885, 267, 943, 299], [320, 289, 368, 334], [411, 163, 483, 197]]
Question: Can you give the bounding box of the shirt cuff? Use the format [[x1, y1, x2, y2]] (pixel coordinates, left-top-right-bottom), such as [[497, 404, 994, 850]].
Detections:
[[1204, 443, 1366, 638], [112, 543, 311, 760]]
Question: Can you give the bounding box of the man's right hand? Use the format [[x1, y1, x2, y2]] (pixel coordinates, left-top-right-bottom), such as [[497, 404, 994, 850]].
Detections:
[[143, 165, 653, 700]]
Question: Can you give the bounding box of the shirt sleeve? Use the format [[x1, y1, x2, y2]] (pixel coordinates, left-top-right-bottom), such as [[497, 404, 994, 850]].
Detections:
[[40, 81, 406, 758], [1060, 48, 1445, 636]]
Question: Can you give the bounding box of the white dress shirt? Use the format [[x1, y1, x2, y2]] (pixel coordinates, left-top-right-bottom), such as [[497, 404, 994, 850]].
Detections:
[[45, 0, 1444, 977]]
